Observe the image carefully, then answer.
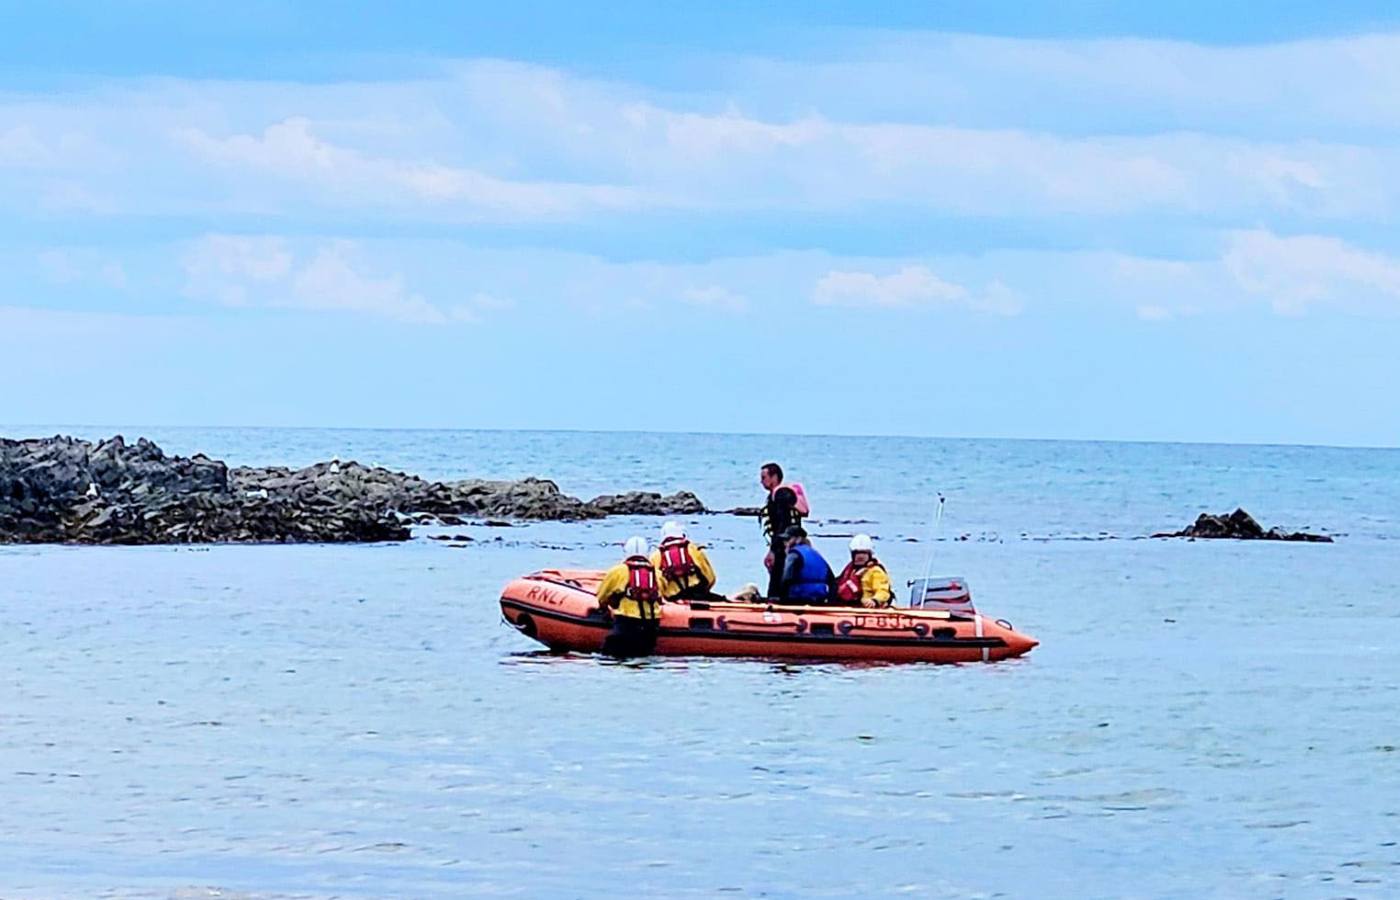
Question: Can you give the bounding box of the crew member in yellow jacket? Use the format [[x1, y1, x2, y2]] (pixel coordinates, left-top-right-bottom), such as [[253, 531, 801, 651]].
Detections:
[[595, 536, 663, 657], [649, 520, 719, 601], [834, 534, 893, 607]]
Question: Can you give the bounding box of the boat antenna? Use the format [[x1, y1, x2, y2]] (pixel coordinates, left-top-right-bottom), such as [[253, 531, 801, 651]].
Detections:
[[916, 493, 946, 593]]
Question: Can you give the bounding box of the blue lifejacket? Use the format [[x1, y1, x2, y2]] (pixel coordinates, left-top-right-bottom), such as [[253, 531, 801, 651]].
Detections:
[[786, 543, 832, 601]]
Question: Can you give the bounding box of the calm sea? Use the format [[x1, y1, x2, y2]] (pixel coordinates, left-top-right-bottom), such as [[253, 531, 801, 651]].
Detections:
[[2, 426, 1399, 898]]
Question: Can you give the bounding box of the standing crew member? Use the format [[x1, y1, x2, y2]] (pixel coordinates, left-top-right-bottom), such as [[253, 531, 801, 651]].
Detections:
[[777, 525, 837, 604], [835, 534, 893, 607], [650, 521, 718, 601], [595, 536, 663, 657], [759, 462, 809, 599]]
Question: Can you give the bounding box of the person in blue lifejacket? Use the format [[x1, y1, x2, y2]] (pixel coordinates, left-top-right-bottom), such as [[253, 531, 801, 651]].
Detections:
[[776, 525, 837, 604]]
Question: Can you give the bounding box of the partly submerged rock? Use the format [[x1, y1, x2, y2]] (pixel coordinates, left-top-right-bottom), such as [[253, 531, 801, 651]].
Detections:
[[587, 490, 705, 516], [1153, 508, 1333, 543]]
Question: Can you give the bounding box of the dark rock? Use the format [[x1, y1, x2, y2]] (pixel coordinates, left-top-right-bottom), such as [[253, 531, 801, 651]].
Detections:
[[1, 434, 707, 545], [587, 490, 705, 516], [1154, 507, 1333, 542], [726, 506, 764, 517], [1269, 528, 1333, 543], [0, 435, 409, 546]]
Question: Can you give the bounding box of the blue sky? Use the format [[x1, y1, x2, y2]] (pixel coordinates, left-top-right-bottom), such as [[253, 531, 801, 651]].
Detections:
[[4, 2, 1400, 446]]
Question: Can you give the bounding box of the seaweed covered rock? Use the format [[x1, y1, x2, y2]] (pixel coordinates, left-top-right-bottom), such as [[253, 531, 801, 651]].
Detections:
[[1154, 508, 1333, 542]]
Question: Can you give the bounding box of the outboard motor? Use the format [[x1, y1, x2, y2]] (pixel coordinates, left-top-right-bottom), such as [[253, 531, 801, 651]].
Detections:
[[907, 576, 976, 614]]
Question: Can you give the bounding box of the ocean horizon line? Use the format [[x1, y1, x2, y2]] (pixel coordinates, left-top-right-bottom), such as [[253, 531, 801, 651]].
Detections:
[[4, 423, 1397, 454]]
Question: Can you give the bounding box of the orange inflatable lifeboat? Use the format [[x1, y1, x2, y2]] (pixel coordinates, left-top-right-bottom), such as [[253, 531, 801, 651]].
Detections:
[[500, 570, 1038, 663]]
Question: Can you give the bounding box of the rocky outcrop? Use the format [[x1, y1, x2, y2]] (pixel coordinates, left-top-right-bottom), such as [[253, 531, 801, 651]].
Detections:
[[230, 463, 603, 522], [0, 435, 708, 545], [587, 490, 705, 516], [0, 435, 408, 544], [1153, 508, 1333, 542]]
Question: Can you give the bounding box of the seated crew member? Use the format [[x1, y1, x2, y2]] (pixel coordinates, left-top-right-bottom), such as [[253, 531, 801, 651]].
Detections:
[[595, 536, 663, 657], [650, 520, 718, 602], [776, 525, 836, 605], [834, 533, 893, 608]]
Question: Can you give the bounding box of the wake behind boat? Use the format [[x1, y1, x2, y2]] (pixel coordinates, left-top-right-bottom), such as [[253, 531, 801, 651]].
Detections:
[[500, 569, 1038, 663]]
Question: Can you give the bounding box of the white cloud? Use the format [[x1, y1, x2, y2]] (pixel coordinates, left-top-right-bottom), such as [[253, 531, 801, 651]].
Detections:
[[973, 280, 1024, 316], [37, 249, 129, 290], [0, 125, 48, 167], [38, 180, 112, 213], [1224, 229, 1400, 315], [98, 263, 128, 289], [290, 243, 446, 323], [614, 103, 1389, 215], [176, 116, 645, 219], [38, 250, 82, 284], [813, 265, 1021, 315], [464, 292, 514, 312], [5, 46, 1400, 224], [1113, 256, 1195, 282], [815, 266, 965, 308], [12, 40, 1400, 329], [181, 234, 490, 324], [469, 57, 1393, 217], [682, 285, 748, 312], [183, 235, 294, 306], [160, 235, 1400, 329], [444, 292, 516, 323], [726, 32, 1400, 137], [623, 104, 831, 161]]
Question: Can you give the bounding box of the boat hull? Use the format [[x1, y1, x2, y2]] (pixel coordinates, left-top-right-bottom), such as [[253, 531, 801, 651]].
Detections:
[[500, 570, 1037, 663]]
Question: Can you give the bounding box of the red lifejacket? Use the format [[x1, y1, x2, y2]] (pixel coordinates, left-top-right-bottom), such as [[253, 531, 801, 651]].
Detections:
[[624, 557, 661, 604], [657, 537, 700, 581], [836, 559, 883, 603]]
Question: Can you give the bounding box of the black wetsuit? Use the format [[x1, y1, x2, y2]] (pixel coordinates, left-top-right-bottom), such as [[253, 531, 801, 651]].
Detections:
[[762, 486, 800, 598]]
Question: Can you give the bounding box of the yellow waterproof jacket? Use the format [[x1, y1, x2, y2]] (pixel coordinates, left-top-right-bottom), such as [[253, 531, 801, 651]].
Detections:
[[649, 541, 718, 600], [855, 563, 894, 608], [596, 560, 662, 620]]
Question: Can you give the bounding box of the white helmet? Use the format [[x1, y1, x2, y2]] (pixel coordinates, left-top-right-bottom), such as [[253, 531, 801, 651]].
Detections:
[[661, 520, 686, 540], [849, 533, 874, 553], [624, 536, 649, 558]]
